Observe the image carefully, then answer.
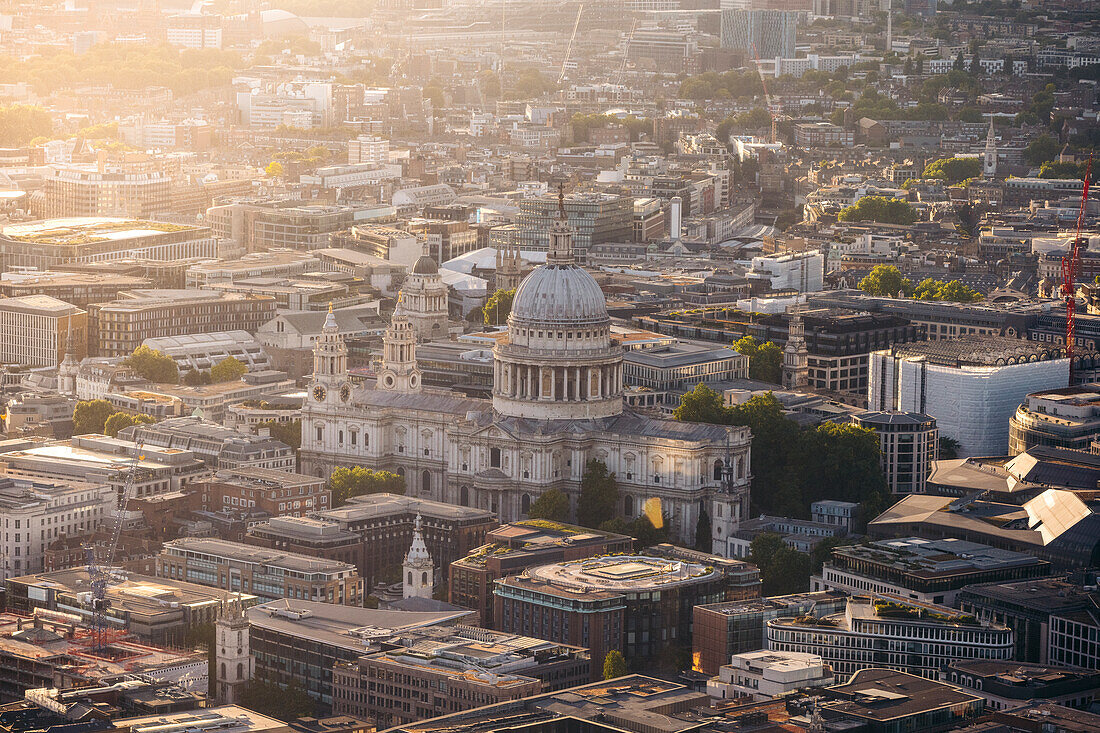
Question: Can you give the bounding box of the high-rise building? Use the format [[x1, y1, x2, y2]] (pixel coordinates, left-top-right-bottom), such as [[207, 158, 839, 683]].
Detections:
[[852, 410, 937, 494], [513, 193, 633, 262], [0, 295, 86, 368], [720, 10, 797, 58], [42, 165, 171, 219]]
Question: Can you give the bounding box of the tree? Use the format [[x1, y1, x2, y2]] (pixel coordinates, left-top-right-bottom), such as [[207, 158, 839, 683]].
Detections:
[[260, 419, 301, 451], [1024, 134, 1061, 167], [329, 466, 405, 505], [527, 488, 569, 522], [912, 278, 983, 302], [603, 650, 628, 680], [673, 383, 730, 425], [103, 412, 154, 437], [73, 399, 114, 435], [630, 512, 669, 550], [577, 459, 618, 529], [694, 508, 712, 551], [264, 161, 284, 178], [124, 345, 178, 383], [922, 156, 982, 184], [735, 107, 773, 129], [810, 536, 855, 573], [938, 436, 961, 459], [839, 196, 919, 225], [210, 356, 247, 383], [727, 394, 802, 517], [483, 288, 514, 327], [795, 422, 890, 527], [749, 532, 811, 597], [0, 104, 52, 147], [859, 265, 912, 297], [734, 335, 782, 383], [237, 680, 316, 721], [182, 368, 208, 386]]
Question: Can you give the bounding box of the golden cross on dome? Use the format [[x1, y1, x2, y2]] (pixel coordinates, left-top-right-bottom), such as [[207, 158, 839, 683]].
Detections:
[[557, 181, 566, 220]]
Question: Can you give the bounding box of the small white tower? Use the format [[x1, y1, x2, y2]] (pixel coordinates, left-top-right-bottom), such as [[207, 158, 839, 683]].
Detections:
[[402, 514, 435, 599], [403, 255, 450, 342], [377, 296, 422, 393], [58, 353, 77, 396], [215, 596, 252, 704], [711, 429, 751, 554], [782, 304, 810, 389], [309, 303, 350, 407], [983, 117, 997, 178]]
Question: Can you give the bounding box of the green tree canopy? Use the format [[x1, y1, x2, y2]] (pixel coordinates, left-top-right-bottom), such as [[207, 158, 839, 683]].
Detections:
[[1023, 134, 1061, 167], [603, 650, 629, 680], [73, 399, 114, 435], [182, 369, 210, 386], [859, 265, 912, 296], [577, 459, 618, 529], [329, 466, 405, 506], [0, 105, 52, 147], [264, 161, 284, 178], [912, 278, 983, 302], [210, 356, 247, 383], [260, 419, 301, 451], [124, 345, 179, 384], [922, 156, 982, 184], [839, 196, 918, 225], [103, 412, 154, 438], [734, 335, 783, 383], [527, 488, 570, 522], [674, 390, 887, 522], [749, 533, 811, 596], [695, 508, 712, 551], [484, 288, 514, 326]]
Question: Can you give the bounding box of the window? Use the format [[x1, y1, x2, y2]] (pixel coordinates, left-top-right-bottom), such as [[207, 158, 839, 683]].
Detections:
[[490, 447, 501, 468]]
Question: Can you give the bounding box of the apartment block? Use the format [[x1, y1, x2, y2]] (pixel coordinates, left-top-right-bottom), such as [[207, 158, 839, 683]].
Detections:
[[0, 296, 86, 368]]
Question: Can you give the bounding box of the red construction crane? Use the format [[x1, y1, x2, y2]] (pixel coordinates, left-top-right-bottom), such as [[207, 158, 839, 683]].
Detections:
[[1061, 154, 1093, 386]]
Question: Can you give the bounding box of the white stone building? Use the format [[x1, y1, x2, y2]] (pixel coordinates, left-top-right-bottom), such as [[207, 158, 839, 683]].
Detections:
[[707, 651, 834, 701], [401, 255, 450, 342], [0, 474, 114, 581], [300, 204, 752, 551]]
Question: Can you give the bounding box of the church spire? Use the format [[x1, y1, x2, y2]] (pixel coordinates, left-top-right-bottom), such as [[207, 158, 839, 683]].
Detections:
[[547, 182, 574, 266], [983, 117, 997, 178]]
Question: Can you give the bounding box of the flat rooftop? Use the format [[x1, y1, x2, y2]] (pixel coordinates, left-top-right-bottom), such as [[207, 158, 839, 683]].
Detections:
[[1, 218, 204, 246], [161, 537, 356, 575], [522, 555, 718, 593], [318, 492, 496, 523], [889, 336, 1063, 367], [0, 294, 85, 315], [834, 537, 1047, 576], [821, 668, 983, 723], [246, 598, 472, 654]]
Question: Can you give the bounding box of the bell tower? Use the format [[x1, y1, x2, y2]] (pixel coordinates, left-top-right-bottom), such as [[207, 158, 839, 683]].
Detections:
[[403, 514, 435, 599], [215, 596, 251, 705], [983, 117, 997, 178], [377, 296, 422, 393], [782, 304, 809, 389]]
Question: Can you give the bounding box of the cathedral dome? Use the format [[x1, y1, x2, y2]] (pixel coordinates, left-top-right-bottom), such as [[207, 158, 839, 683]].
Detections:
[[411, 255, 439, 275], [510, 264, 609, 327]]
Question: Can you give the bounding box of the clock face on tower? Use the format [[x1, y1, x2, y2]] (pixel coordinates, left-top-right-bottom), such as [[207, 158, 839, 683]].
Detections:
[[312, 384, 327, 402], [340, 383, 352, 402]]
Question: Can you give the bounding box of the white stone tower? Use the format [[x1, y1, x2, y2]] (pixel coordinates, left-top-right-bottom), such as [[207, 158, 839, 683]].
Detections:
[[711, 428, 751, 554], [402, 513, 434, 599], [308, 303, 350, 408], [402, 255, 450, 342], [377, 296, 422, 393], [782, 305, 810, 389], [215, 596, 252, 704], [983, 117, 997, 178]]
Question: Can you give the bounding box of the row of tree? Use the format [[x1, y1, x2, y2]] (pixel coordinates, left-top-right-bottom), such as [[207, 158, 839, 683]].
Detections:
[[123, 345, 247, 385], [859, 265, 983, 303], [72, 399, 155, 436], [838, 196, 919, 225]]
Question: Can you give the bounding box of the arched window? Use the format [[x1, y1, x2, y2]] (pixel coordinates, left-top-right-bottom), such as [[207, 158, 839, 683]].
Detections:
[[407, 571, 413, 585], [737, 458, 745, 479], [624, 495, 634, 516], [521, 494, 531, 514], [422, 571, 428, 584], [421, 470, 431, 494], [220, 662, 226, 680], [460, 486, 469, 506], [237, 662, 244, 679], [713, 459, 723, 481]]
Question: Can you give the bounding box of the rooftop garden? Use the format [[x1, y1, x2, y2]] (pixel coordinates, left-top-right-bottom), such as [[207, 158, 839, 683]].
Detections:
[[873, 600, 979, 626]]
